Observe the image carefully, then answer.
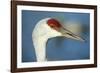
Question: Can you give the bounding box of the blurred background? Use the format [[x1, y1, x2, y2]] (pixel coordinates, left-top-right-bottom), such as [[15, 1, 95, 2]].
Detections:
[[22, 10, 90, 62]]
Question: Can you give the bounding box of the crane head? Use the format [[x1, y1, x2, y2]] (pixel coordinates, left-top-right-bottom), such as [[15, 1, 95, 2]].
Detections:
[[47, 18, 84, 41]]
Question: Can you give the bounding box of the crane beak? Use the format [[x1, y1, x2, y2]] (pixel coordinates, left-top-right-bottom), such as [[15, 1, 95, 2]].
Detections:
[[60, 27, 85, 42]]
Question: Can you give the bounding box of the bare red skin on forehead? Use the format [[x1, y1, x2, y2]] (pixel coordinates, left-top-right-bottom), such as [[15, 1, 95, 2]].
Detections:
[[47, 19, 62, 28]]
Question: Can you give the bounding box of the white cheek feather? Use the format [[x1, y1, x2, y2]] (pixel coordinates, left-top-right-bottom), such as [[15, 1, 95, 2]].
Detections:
[[44, 23, 62, 38]]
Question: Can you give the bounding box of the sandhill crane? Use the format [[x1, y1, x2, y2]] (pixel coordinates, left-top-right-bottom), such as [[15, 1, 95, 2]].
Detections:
[[32, 18, 84, 62]]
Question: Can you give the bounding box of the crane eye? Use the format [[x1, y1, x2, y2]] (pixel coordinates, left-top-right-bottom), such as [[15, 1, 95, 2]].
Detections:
[[49, 24, 59, 30], [51, 26, 55, 28], [49, 24, 55, 28]]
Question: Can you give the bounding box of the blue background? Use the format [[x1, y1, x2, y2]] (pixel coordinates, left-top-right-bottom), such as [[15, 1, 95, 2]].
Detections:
[[22, 10, 90, 62]]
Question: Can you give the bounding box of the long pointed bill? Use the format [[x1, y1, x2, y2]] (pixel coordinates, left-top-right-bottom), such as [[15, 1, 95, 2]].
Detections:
[[60, 27, 85, 42]]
